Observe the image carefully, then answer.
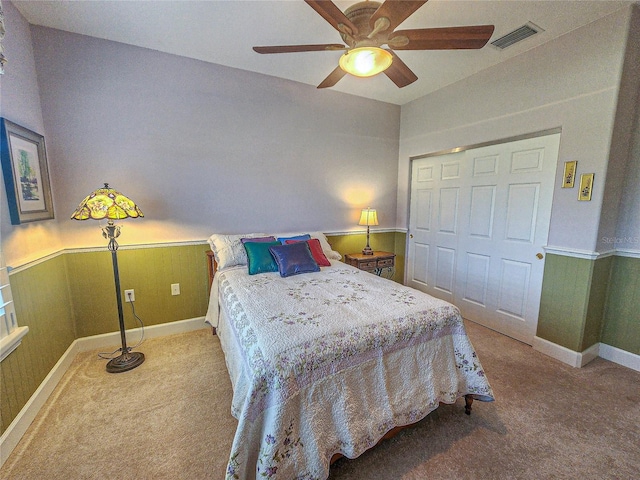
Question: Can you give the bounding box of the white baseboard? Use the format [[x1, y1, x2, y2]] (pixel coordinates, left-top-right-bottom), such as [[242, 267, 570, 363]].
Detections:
[[0, 317, 207, 468], [581, 342, 601, 366], [599, 343, 640, 372], [533, 336, 590, 367], [74, 316, 207, 352], [0, 335, 80, 467], [533, 336, 639, 371]]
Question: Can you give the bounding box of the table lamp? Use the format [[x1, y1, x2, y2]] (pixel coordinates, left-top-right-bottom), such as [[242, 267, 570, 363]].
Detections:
[[358, 207, 378, 255]]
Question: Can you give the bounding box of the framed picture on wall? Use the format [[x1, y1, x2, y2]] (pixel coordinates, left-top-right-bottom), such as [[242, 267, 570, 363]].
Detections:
[[562, 161, 577, 188], [578, 173, 594, 201], [0, 118, 54, 224]]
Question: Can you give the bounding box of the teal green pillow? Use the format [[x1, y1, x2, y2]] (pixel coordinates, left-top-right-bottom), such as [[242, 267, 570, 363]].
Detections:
[[243, 241, 280, 275]]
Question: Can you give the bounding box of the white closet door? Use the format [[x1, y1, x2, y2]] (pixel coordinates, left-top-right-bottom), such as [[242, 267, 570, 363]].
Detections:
[[407, 133, 561, 344], [407, 151, 465, 305]]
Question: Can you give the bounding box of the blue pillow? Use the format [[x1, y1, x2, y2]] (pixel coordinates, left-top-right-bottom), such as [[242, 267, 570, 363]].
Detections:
[[277, 234, 311, 245], [243, 241, 280, 275], [269, 242, 320, 277]]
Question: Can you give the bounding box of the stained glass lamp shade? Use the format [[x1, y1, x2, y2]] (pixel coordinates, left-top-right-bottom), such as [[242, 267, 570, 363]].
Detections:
[[71, 183, 143, 221], [71, 184, 145, 373], [358, 208, 378, 255]]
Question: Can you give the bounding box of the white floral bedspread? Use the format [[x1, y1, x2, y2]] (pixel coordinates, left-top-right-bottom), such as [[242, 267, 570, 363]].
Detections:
[[207, 262, 494, 480]]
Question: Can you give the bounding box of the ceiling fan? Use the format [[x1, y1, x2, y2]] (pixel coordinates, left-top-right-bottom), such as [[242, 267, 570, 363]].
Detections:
[[253, 0, 495, 89]]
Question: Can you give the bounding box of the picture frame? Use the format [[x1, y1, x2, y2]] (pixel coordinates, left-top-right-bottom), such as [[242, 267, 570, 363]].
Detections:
[[562, 160, 577, 188], [578, 173, 594, 201], [0, 118, 54, 224]]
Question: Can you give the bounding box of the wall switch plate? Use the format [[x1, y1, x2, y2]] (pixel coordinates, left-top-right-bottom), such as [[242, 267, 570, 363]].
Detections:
[[171, 283, 180, 296], [124, 289, 135, 302]]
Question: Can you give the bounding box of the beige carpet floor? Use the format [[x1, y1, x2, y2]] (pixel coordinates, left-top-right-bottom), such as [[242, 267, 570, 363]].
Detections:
[[1, 322, 639, 479]]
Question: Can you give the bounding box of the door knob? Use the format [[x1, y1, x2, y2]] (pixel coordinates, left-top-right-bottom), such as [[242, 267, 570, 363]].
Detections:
[[410, 234, 414, 238], [536, 253, 544, 259]]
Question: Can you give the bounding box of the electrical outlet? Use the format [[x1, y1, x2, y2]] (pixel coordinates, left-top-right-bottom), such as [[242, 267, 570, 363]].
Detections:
[[124, 289, 135, 302], [171, 283, 180, 296]]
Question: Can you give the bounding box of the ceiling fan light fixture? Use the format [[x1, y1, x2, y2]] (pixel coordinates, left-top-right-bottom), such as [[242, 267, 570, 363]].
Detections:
[[339, 47, 392, 77]]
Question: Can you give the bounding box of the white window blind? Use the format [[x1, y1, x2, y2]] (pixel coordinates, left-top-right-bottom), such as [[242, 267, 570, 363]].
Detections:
[[0, 251, 28, 361]]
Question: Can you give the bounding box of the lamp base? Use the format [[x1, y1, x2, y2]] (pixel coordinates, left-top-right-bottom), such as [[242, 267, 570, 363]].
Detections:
[[362, 246, 374, 255], [106, 351, 145, 373]]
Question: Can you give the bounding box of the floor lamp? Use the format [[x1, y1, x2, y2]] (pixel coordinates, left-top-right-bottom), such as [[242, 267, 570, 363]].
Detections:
[[71, 183, 145, 373]]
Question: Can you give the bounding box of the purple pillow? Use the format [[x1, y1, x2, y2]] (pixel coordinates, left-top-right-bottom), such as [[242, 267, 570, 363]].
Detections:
[[268, 242, 320, 277], [240, 236, 276, 244]]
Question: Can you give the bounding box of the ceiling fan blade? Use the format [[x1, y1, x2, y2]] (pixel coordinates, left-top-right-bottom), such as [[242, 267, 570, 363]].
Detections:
[[317, 66, 347, 89], [370, 1, 428, 33], [253, 44, 346, 54], [389, 25, 495, 50], [305, 0, 359, 35], [384, 51, 418, 88]]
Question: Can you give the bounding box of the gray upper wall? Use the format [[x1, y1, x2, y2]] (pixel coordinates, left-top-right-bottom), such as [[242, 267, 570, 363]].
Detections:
[[599, 4, 640, 253], [3, 1, 639, 265], [2, 6, 400, 265], [0, 0, 64, 261], [397, 5, 639, 256]]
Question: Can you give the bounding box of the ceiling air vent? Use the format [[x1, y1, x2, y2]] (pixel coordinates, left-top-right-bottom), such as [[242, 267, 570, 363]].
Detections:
[[491, 22, 544, 50]]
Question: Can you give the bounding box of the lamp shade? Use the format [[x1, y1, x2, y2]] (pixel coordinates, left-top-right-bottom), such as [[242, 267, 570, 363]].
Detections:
[[71, 183, 143, 221], [339, 47, 393, 78], [358, 208, 378, 226]]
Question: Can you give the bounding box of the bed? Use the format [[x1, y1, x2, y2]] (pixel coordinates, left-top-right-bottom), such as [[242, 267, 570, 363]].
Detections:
[[205, 232, 494, 480]]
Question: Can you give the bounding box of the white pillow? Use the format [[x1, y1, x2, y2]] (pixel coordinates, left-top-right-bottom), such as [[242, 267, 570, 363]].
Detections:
[[207, 233, 267, 269]]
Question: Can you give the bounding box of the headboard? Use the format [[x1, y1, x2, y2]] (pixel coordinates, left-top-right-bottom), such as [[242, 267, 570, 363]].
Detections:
[[206, 250, 217, 291]]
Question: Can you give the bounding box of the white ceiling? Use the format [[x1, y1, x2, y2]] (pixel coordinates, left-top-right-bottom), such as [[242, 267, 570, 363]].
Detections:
[[13, 0, 632, 105]]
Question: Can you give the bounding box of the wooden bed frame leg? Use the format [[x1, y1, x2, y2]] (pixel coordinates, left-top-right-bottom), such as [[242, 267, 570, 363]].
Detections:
[[464, 395, 473, 415]]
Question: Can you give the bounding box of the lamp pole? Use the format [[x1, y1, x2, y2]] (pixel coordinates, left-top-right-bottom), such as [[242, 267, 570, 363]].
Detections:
[[103, 220, 144, 373], [363, 224, 373, 255]]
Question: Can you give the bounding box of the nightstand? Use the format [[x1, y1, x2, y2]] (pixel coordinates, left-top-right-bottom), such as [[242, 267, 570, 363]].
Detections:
[[344, 251, 395, 278]]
